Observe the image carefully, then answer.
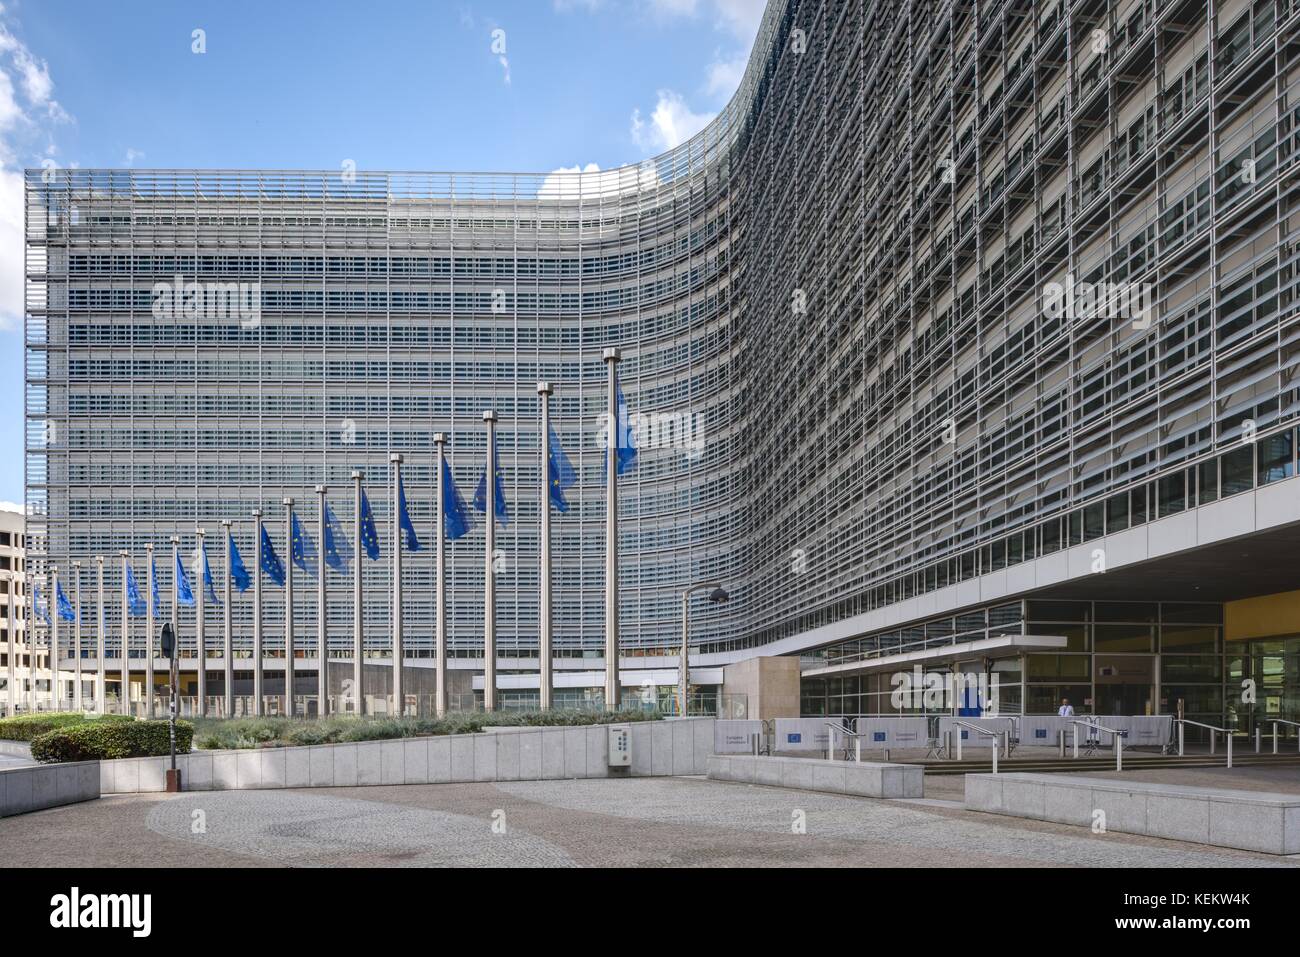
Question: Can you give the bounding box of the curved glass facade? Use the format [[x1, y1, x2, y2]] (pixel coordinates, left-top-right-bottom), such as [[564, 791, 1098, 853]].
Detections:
[[23, 0, 1300, 696]]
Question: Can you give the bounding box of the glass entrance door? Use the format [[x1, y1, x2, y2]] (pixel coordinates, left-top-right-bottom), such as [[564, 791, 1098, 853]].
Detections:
[[1093, 654, 1154, 716]]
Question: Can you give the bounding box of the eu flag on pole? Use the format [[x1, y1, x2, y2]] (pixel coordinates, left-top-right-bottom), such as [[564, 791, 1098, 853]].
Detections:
[[473, 435, 510, 526], [359, 487, 381, 561], [150, 557, 162, 616], [56, 580, 75, 621], [260, 523, 286, 586], [615, 382, 638, 475], [442, 458, 474, 540], [548, 424, 577, 513], [229, 537, 251, 593], [33, 583, 50, 624], [397, 474, 422, 551], [323, 501, 349, 572], [125, 561, 146, 616], [291, 511, 317, 578], [199, 543, 220, 603], [175, 551, 195, 607]]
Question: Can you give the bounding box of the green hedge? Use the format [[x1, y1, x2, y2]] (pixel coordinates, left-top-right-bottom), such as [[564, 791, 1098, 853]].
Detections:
[[192, 709, 659, 751], [0, 712, 133, 742], [29, 719, 192, 764]]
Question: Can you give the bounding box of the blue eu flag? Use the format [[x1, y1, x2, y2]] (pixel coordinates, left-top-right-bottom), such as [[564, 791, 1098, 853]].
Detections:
[[175, 550, 195, 607], [359, 487, 381, 561], [323, 501, 349, 572], [615, 382, 638, 475], [34, 583, 50, 624], [150, 557, 162, 616], [199, 542, 220, 603], [291, 510, 317, 577], [229, 536, 251, 593], [125, 561, 146, 616], [474, 435, 509, 526], [56, 580, 76, 622], [397, 474, 422, 551], [442, 458, 473, 541], [260, 523, 285, 586], [548, 424, 577, 513]]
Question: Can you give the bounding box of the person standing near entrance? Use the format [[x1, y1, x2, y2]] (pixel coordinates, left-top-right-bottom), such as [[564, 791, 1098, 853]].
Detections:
[[1058, 698, 1074, 717]]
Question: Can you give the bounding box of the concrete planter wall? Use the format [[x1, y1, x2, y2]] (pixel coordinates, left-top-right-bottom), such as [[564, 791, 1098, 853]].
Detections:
[[966, 772, 1300, 855], [0, 740, 33, 759], [708, 754, 924, 798], [1, 760, 100, 817], [100, 718, 716, 794]]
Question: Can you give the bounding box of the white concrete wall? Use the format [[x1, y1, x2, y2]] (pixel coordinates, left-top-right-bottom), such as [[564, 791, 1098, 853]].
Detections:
[[966, 772, 1300, 854], [100, 718, 717, 794], [1, 760, 99, 816], [708, 754, 924, 798]]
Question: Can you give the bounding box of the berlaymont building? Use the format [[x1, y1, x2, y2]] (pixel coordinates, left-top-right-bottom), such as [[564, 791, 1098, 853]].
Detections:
[[14, 0, 1300, 737]]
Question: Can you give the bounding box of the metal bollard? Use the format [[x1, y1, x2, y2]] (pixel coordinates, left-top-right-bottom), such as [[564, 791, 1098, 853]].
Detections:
[[1058, 729, 1066, 758], [992, 737, 999, 775], [1227, 733, 1233, 769], [955, 728, 963, 761], [1116, 733, 1123, 772], [1178, 722, 1184, 757], [1256, 726, 1261, 754]]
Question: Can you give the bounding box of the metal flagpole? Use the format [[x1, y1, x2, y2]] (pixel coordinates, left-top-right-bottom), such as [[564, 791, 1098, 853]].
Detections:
[[119, 551, 130, 715], [390, 453, 403, 717], [71, 560, 82, 711], [351, 470, 364, 715], [169, 536, 179, 717], [433, 434, 448, 718], [602, 347, 621, 711], [145, 544, 155, 718], [537, 382, 554, 712], [5, 572, 13, 715], [283, 498, 295, 717], [252, 508, 263, 717], [51, 565, 60, 712], [316, 485, 328, 717], [482, 411, 497, 713], [28, 570, 37, 714], [95, 557, 105, 714], [196, 529, 206, 718], [221, 520, 233, 718]]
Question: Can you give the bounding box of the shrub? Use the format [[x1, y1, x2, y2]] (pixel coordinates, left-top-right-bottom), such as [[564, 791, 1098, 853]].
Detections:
[[189, 708, 659, 750], [29, 719, 192, 764], [0, 712, 133, 742]]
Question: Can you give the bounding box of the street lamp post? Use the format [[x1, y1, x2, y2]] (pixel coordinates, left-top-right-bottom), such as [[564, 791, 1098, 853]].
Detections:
[[161, 622, 181, 792], [680, 583, 729, 716]]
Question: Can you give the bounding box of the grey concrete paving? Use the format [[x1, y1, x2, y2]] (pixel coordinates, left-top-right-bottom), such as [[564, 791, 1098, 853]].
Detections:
[[0, 752, 35, 770], [3, 774, 1299, 867]]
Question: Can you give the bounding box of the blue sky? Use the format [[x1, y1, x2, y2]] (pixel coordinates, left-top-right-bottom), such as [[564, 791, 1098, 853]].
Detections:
[[0, 0, 766, 508]]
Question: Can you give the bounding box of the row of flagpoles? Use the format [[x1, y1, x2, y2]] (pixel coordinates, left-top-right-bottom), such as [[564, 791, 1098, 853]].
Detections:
[[21, 349, 638, 719]]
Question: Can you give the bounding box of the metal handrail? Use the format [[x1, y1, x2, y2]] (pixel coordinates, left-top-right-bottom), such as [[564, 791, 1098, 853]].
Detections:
[[825, 721, 865, 762], [1175, 718, 1234, 768], [951, 720, 1010, 772], [1068, 718, 1126, 769], [1254, 718, 1300, 755]]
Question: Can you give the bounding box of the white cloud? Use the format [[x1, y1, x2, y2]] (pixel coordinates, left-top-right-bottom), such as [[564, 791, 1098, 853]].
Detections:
[[537, 161, 661, 199], [0, 500, 24, 515], [123, 147, 145, 168], [0, 9, 74, 331], [631, 90, 714, 152], [711, 0, 765, 42], [705, 50, 747, 98], [553, 0, 606, 11]]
